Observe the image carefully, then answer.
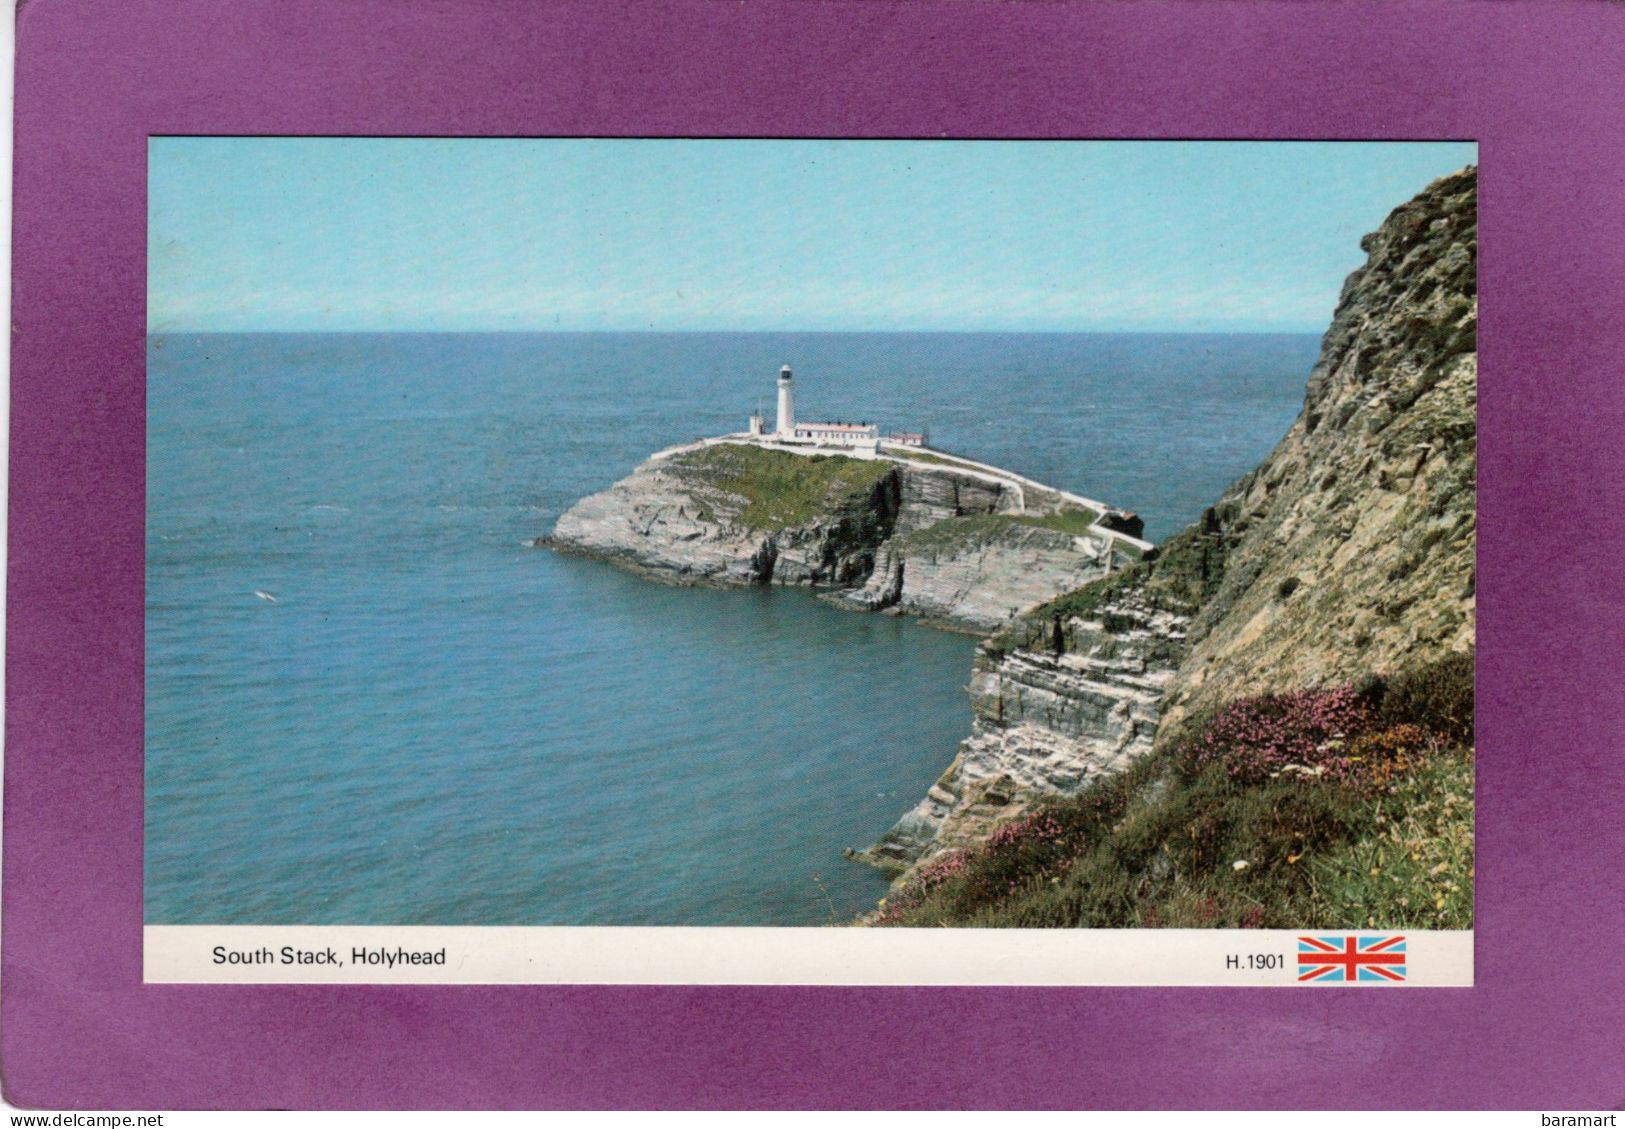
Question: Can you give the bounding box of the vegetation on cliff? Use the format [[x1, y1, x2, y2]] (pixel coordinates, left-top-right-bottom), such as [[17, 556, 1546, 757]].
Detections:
[[1157, 165, 1477, 731], [673, 444, 897, 531], [1013, 508, 1105, 537], [871, 652, 1473, 929]]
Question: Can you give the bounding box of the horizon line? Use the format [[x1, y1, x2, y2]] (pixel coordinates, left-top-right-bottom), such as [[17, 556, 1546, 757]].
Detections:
[[146, 325, 1329, 337]]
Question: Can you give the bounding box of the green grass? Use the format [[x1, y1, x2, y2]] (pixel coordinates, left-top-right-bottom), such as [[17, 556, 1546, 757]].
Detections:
[[1109, 538, 1152, 562], [674, 444, 896, 531], [876, 743, 1473, 930], [1010, 518, 1222, 641], [871, 652, 1475, 930], [982, 564, 1153, 655], [1012, 507, 1103, 535], [1298, 751, 1474, 929]]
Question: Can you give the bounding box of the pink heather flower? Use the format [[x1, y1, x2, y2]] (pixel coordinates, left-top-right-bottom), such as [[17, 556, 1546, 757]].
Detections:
[[1191, 685, 1374, 785]]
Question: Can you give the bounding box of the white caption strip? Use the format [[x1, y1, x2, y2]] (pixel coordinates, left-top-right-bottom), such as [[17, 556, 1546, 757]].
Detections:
[[146, 926, 1472, 986]]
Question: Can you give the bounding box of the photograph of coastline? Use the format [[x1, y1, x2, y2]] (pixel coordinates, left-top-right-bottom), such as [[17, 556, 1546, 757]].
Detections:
[[146, 138, 1476, 937]]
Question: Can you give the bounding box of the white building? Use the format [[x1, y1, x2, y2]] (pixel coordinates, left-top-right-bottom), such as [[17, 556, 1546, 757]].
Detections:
[[749, 363, 917, 450], [795, 421, 878, 442]]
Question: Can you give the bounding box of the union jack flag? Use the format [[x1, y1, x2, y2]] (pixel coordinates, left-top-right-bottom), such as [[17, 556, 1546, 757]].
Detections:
[[1297, 935, 1407, 983]]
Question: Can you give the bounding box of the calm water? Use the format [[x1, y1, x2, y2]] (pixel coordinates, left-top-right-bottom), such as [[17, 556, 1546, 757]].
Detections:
[[144, 331, 1318, 924]]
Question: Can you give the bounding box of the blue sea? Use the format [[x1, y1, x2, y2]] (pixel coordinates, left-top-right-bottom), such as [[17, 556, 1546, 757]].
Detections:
[[144, 331, 1319, 925]]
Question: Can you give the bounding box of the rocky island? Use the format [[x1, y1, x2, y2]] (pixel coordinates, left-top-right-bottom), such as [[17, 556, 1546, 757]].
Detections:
[[546, 415, 1154, 634]]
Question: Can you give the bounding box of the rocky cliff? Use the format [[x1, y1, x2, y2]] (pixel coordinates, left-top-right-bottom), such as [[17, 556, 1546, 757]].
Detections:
[[854, 578, 1188, 868], [1161, 166, 1477, 732], [549, 443, 900, 588], [547, 441, 1145, 632], [864, 165, 1478, 874]]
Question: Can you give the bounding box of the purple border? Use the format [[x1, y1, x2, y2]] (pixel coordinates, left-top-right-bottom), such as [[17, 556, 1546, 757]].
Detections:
[[7, 0, 1624, 1110]]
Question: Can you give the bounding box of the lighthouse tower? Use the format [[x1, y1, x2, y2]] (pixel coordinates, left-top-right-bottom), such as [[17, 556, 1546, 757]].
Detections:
[[775, 364, 795, 437]]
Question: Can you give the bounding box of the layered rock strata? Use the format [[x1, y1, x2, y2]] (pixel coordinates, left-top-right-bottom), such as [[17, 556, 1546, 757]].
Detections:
[[843, 523, 1116, 631], [855, 582, 1187, 868]]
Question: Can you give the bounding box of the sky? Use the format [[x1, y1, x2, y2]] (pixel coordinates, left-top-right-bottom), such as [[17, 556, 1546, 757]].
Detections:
[[148, 139, 1477, 334]]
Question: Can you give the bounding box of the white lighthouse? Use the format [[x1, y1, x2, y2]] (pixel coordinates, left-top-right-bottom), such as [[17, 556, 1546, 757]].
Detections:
[[775, 363, 795, 436]]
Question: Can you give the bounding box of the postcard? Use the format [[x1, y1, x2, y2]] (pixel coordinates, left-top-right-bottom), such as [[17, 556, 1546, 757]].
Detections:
[[7, 0, 1621, 1113], [140, 136, 1476, 989]]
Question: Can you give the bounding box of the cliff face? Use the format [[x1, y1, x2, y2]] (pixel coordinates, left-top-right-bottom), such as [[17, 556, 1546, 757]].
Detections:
[[847, 518, 1118, 630], [856, 579, 1187, 868], [867, 166, 1477, 871], [549, 443, 1140, 632], [1161, 166, 1476, 731]]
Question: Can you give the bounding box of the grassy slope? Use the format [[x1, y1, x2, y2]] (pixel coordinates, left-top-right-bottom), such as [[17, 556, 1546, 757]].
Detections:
[[674, 444, 896, 531], [872, 652, 1473, 929], [1013, 508, 1102, 535]]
